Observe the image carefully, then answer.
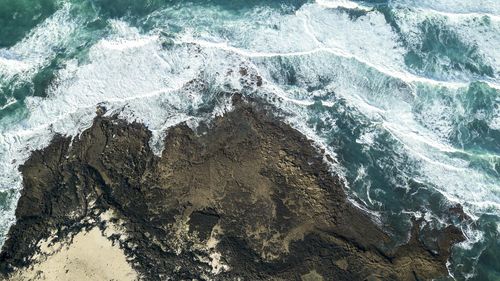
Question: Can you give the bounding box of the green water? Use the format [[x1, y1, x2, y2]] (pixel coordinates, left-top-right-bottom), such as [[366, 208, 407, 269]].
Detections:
[[0, 0, 58, 47]]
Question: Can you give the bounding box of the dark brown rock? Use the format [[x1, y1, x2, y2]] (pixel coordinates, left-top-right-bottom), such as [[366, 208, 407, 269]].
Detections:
[[0, 96, 464, 280]]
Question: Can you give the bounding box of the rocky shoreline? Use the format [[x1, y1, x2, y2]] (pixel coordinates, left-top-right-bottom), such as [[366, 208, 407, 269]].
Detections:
[[0, 96, 464, 280]]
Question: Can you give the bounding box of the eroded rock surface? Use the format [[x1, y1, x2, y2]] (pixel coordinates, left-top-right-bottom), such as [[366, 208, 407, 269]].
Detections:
[[0, 97, 464, 280]]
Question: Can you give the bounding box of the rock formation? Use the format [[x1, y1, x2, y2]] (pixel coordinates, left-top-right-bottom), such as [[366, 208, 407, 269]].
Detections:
[[0, 96, 464, 280]]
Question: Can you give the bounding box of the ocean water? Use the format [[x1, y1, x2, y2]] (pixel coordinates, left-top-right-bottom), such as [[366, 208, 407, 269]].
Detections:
[[0, 0, 499, 279]]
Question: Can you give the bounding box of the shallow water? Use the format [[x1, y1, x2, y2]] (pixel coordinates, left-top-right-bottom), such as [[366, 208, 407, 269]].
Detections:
[[0, 0, 499, 279]]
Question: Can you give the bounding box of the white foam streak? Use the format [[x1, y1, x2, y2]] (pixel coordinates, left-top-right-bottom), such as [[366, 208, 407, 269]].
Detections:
[[315, 0, 370, 11], [0, 98, 17, 110], [176, 36, 487, 90]]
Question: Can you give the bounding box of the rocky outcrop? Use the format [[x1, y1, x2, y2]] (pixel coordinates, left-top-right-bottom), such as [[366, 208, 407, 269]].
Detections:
[[0, 96, 464, 280]]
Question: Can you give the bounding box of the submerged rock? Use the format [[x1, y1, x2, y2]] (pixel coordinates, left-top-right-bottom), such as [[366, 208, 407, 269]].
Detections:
[[0, 96, 464, 280]]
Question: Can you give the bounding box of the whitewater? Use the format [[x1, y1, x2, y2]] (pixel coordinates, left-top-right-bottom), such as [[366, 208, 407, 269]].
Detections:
[[0, 0, 499, 279]]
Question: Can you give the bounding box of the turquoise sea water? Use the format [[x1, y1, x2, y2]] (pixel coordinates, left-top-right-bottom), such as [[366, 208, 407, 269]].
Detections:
[[0, 0, 499, 279]]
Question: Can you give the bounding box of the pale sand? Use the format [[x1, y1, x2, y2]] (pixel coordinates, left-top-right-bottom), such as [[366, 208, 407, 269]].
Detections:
[[8, 227, 138, 281]]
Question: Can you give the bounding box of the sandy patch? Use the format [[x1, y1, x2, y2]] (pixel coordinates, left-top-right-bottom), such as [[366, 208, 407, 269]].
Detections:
[[8, 227, 138, 281]]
